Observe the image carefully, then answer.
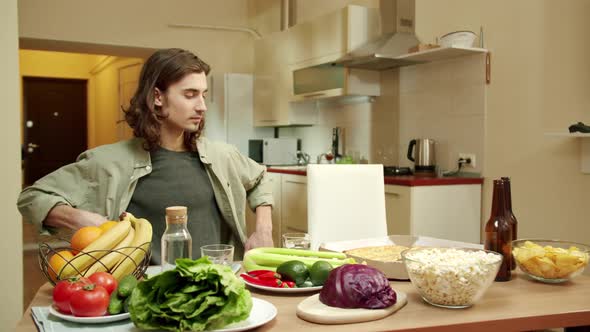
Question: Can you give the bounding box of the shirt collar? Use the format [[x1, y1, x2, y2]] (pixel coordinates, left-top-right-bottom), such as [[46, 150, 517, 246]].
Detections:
[[196, 137, 211, 165]]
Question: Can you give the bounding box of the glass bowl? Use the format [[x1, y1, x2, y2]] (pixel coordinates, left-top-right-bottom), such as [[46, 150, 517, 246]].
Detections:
[[401, 247, 502, 309], [512, 239, 590, 284]]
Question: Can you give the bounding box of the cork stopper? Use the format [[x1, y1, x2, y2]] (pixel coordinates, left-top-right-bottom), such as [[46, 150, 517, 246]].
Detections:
[[166, 206, 187, 224]]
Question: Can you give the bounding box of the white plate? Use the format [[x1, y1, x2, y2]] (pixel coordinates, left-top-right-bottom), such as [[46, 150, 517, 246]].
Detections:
[[241, 277, 322, 293], [47, 298, 275, 331], [212, 297, 277, 332], [48, 306, 130, 324]]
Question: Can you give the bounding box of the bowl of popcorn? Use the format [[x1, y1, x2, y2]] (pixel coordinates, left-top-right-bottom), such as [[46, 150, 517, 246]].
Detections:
[[512, 239, 589, 283], [401, 247, 502, 309]]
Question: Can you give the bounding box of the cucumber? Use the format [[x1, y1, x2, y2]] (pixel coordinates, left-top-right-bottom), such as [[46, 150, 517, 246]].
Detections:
[[108, 292, 124, 315], [123, 295, 131, 313], [118, 275, 138, 298]]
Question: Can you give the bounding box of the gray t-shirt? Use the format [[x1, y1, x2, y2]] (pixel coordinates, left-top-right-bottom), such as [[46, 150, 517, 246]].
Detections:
[[126, 147, 231, 264]]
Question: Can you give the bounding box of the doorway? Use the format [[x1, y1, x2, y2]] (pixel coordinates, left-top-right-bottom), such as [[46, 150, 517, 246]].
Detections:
[[22, 77, 88, 186]]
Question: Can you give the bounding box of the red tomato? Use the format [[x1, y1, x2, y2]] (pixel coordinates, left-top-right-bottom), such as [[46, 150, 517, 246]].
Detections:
[[52, 277, 90, 314], [69, 284, 109, 317], [88, 272, 118, 295]]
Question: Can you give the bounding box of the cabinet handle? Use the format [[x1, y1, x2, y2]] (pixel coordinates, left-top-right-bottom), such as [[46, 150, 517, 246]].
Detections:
[[285, 226, 307, 233], [303, 92, 326, 98]]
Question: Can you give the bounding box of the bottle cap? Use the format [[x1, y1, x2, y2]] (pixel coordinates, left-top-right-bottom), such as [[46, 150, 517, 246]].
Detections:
[[166, 206, 187, 223]]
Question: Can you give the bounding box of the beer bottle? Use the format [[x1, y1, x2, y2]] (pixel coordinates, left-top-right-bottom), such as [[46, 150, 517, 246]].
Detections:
[[485, 179, 512, 281], [501, 177, 518, 270]]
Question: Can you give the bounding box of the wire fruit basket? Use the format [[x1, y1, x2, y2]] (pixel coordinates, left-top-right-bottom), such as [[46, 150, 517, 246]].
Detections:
[[39, 241, 151, 285]]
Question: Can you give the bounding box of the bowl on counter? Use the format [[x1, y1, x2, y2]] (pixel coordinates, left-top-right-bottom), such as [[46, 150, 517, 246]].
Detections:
[[439, 30, 477, 48], [512, 239, 590, 284], [401, 247, 502, 309]]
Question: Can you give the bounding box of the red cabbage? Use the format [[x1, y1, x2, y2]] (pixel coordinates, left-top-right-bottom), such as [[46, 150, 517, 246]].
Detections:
[[319, 264, 396, 309]]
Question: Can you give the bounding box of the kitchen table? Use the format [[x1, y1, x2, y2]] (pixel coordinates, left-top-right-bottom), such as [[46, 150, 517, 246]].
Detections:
[[16, 272, 590, 332]]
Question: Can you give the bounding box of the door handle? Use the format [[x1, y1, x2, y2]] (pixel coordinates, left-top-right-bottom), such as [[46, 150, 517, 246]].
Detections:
[[27, 143, 39, 153]]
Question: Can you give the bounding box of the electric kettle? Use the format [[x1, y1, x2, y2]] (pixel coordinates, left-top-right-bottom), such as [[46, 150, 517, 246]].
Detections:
[[407, 138, 436, 175]]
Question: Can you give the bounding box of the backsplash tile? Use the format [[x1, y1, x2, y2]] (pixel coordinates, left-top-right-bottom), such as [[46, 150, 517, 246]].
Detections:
[[398, 54, 486, 173]]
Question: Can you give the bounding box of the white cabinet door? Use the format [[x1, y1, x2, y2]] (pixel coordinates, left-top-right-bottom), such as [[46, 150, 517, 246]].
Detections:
[[411, 185, 481, 243], [385, 184, 482, 243], [281, 174, 308, 234], [253, 31, 317, 127], [384, 185, 411, 235], [290, 5, 379, 68]]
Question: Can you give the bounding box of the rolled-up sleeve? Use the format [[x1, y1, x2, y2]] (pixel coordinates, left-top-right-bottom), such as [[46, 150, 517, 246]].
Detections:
[[17, 151, 94, 233], [228, 146, 274, 211]]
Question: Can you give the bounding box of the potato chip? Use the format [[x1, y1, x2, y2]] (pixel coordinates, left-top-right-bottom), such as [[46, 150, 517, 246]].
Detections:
[[513, 241, 589, 279]]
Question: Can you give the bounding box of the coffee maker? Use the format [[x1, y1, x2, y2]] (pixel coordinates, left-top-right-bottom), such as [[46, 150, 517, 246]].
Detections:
[[407, 138, 436, 177]]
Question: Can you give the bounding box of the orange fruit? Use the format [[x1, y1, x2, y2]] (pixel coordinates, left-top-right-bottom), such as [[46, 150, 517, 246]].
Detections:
[[98, 221, 118, 233], [48, 250, 74, 282], [70, 226, 103, 255]]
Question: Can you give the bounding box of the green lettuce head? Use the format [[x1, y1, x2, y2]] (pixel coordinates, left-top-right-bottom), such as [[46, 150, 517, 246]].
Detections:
[[128, 257, 252, 331]]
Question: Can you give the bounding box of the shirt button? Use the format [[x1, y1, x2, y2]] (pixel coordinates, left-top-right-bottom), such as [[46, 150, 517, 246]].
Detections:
[[227, 182, 230, 187], [130, 176, 134, 180], [135, 163, 140, 167], [146, 165, 151, 171]]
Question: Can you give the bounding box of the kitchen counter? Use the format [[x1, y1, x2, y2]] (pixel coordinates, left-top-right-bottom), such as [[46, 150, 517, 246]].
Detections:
[[17, 272, 590, 331], [266, 167, 483, 187]]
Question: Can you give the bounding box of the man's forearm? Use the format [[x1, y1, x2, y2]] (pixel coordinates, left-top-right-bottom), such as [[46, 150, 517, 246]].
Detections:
[[254, 205, 272, 234], [45, 205, 106, 230]]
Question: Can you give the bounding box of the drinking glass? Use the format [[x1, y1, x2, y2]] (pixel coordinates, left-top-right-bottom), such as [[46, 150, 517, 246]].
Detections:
[[200, 244, 234, 265], [282, 233, 311, 249]]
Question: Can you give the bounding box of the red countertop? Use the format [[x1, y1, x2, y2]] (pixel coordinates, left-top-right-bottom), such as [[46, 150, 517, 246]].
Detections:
[[266, 167, 483, 187]]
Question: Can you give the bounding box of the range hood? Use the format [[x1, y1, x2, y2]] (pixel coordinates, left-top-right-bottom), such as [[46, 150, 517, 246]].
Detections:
[[334, 0, 419, 70]]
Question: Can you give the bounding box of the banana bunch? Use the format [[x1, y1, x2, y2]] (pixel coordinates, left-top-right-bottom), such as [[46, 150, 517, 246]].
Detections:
[[111, 212, 152, 280], [59, 212, 153, 281]]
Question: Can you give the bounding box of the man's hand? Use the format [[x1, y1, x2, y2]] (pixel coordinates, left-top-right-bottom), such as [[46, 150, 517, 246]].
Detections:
[[45, 205, 107, 230], [245, 205, 273, 251], [245, 230, 273, 251]]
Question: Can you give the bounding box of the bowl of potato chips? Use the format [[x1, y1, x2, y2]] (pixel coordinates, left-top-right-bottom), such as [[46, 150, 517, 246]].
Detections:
[[512, 239, 590, 283]]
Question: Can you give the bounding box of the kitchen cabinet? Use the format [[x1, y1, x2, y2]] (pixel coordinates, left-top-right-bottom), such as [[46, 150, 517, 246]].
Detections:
[[385, 184, 482, 243], [291, 64, 380, 102], [253, 29, 317, 127], [280, 174, 308, 234], [289, 5, 380, 68]]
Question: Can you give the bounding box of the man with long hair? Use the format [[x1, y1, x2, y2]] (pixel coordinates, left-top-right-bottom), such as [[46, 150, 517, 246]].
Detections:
[[18, 48, 273, 261]]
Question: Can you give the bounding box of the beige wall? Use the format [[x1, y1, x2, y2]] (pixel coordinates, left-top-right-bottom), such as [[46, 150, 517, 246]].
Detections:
[[18, 0, 254, 73], [0, 0, 24, 329], [415, 0, 590, 244]]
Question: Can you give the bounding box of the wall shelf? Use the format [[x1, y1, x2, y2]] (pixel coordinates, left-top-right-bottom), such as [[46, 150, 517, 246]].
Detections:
[[395, 46, 488, 63], [545, 132, 590, 173], [545, 132, 590, 137]]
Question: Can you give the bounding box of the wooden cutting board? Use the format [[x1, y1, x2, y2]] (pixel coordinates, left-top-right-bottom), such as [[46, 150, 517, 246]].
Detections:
[[296, 291, 407, 324]]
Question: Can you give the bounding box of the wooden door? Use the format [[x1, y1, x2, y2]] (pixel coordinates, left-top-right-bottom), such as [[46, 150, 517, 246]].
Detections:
[[22, 77, 87, 185]]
